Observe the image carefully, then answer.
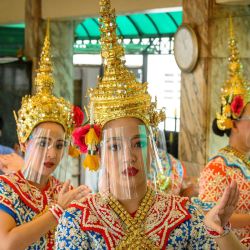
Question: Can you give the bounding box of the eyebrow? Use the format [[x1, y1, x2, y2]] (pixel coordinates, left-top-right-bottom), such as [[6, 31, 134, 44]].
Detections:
[[106, 137, 122, 143], [106, 134, 147, 142], [131, 134, 147, 140], [37, 136, 51, 141], [36, 137, 65, 142]]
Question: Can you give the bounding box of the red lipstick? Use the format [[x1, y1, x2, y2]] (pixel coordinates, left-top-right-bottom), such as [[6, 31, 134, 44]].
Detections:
[[122, 167, 139, 177], [44, 162, 55, 169]]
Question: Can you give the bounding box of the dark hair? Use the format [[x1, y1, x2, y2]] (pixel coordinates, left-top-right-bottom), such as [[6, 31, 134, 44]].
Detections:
[[0, 117, 3, 130], [212, 118, 231, 137]]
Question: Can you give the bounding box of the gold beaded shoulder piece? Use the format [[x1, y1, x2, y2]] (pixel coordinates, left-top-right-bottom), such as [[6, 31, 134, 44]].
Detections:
[[108, 188, 160, 249], [221, 145, 250, 170]]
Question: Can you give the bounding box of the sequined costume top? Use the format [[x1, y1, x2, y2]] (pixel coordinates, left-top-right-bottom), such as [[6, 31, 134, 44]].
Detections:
[[56, 190, 216, 249], [0, 170, 66, 249], [158, 151, 185, 195], [193, 148, 250, 246]]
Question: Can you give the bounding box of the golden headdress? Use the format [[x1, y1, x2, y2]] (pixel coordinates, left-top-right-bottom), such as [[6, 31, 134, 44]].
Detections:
[[88, 0, 165, 128], [216, 17, 250, 131], [72, 0, 165, 171], [14, 21, 74, 143]]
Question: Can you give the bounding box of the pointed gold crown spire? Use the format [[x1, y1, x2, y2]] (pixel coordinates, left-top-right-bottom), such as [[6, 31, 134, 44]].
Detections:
[[34, 20, 54, 94], [99, 0, 136, 88], [15, 20, 74, 143], [216, 16, 250, 131], [88, 0, 165, 128]]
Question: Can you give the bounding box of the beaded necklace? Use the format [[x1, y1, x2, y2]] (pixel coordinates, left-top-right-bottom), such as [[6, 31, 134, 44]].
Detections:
[[108, 188, 159, 249], [221, 145, 250, 169]]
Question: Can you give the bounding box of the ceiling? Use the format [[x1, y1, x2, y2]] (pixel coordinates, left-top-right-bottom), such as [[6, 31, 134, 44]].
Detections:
[[0, 0, 181, 24]]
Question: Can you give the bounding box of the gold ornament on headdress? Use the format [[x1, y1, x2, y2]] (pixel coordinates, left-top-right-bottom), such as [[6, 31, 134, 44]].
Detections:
[[88, 0, 166, 128], [14, 21, 74, 143], [216, 16, 250, 131], [77, 0, 165, 171]]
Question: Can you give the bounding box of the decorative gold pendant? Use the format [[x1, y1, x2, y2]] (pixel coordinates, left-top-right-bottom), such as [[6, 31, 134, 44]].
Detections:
[[222, 146, 250, 170], [108, 188, 160, 249]]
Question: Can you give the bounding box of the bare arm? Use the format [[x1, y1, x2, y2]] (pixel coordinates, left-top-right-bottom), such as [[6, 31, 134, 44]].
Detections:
[[215, 232, 246, 250], [0, 181, 91, 250], [204, 212, 250, 229], [230, 213, 250, 228], [0, 153, 23, 174], [0, 210, 57, 250], [205, 181, 246, 250]]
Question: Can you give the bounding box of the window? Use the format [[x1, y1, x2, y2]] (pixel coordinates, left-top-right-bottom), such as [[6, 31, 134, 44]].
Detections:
[[73, 53, 181, 132], [147, 54, 181, 132], [73, 54, 143, 67]]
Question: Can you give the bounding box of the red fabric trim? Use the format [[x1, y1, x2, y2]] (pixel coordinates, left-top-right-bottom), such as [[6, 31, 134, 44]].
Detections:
[[206, 158, 227, 176], [70, 194, 191, 250], [162, 198, 191, 249], [49, 204, 64, 222], [0, 172, 61, 250], [0, 173, 39, 213], [240, 237, 250, 248], [46, 230, 55, 250], [18, 171, 51, 192], [71, 202, 115, 250], [0, 171, 61, 213], [0, 195, 15, 213]]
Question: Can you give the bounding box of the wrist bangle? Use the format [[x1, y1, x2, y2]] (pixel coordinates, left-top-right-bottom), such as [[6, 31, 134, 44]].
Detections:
[[49, 204, 64, 222], [205, 222, 231, 238]]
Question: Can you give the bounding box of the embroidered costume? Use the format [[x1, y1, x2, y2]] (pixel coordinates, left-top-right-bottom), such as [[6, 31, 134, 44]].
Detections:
[[56, 0, 220, 249], [194, 17, 250, 248], [0, 171, 67, 249], [0, 22, 76, 249], [56, 190, 215, 249], [194, 147, 250, 244]]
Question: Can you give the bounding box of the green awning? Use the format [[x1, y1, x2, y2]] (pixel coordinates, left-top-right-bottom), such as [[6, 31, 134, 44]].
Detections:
[[74, 11, 182, 54], [75, 11, 182, 40], [0, 27, 24, 57], [0, 10, 182, 57]]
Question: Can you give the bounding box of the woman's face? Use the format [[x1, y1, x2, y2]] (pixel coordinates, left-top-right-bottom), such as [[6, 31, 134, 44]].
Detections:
[[23, 122, 66, 177], [233, 103, 250, 151], [100, 117, 150, 197]]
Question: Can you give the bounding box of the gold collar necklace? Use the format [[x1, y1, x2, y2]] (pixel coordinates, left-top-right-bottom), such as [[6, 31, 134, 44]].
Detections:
[[108, 188, 159, 249], [222, 145, 250, 169]]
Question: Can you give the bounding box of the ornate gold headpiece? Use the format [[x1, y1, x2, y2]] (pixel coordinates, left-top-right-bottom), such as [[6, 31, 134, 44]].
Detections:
[[216, 17, 250, 131], [88, 0, 165, 128], [14, 21, 74, 143], [72, 0, 165, 171]]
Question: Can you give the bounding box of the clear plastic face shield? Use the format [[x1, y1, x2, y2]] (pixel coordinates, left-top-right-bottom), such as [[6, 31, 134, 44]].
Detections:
[[22, 127, 70, 184], [154, 129, 169, 167], [98, 124, 165, 200], [151, 129, 172, 191]]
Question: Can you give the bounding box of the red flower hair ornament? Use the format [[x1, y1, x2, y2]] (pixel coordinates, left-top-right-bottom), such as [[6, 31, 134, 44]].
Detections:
[[72, 124, 100, 153], [72, 124, 101, 171], [73, 106, 84, 127], [231, 95, 244, 118], [67, 106, 85, 158]]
